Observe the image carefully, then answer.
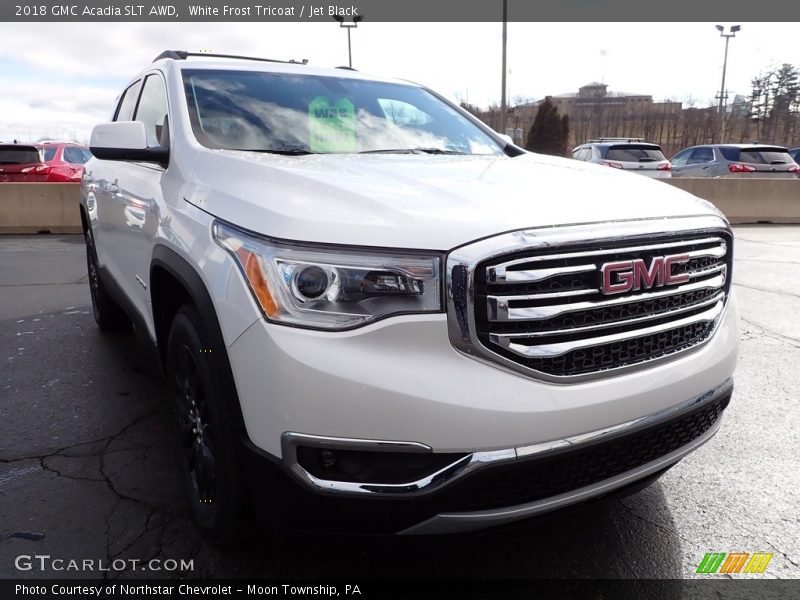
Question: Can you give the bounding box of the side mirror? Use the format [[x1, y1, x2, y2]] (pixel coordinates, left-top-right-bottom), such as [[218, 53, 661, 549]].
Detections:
[[90, 121, 169, 167]]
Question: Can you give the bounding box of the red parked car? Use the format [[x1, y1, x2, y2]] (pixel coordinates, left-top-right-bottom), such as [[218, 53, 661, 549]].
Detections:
[[0, 141, 92, 183], [0, 143, 49, 182], [40, 141, 93, 182]]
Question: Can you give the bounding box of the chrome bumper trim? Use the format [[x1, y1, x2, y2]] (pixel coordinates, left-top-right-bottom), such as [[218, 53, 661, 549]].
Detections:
[[282, 378, 732, 498], [398, 414, 723, 535]]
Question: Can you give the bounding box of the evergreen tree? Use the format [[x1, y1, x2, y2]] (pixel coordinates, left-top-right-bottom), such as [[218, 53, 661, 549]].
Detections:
[[526, 97, 570, 156]]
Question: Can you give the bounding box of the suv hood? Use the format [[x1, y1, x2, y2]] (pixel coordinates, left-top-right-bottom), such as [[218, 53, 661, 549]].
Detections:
[[187, 151, 720, 250]]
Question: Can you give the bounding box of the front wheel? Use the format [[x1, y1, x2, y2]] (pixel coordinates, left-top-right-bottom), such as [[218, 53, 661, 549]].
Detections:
[[166, 305, 248, 543]]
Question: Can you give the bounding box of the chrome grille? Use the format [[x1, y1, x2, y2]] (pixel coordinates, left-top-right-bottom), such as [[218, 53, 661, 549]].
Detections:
[[446, 217, 733, 382]]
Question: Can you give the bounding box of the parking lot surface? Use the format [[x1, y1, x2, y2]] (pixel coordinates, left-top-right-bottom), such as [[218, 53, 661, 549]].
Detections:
[[1, 227, 798, 579]]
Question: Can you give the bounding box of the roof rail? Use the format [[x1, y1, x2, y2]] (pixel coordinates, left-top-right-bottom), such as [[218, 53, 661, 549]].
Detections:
[[152, 50, 308, 65], [587, 137, 649, 143]]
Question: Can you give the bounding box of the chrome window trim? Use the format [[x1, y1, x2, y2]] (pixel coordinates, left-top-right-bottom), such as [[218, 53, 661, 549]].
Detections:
[[281, 378, 732, 498], [446, 215, 732, 384]]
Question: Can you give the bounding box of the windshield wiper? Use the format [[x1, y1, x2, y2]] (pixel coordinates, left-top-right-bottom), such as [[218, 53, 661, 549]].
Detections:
[[360, 147, 467, 155], [238, 148, 315, 155]]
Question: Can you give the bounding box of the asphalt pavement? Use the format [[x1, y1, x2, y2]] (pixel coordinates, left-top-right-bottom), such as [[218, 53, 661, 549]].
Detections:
[[0, 228, 798, 580]]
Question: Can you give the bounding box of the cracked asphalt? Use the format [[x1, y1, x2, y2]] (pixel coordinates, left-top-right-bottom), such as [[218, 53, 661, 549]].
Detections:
[[0, 228, 798, 580]]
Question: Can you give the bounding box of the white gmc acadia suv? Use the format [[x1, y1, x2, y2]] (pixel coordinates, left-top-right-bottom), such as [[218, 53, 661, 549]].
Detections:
[[81, 50, 738, 541]]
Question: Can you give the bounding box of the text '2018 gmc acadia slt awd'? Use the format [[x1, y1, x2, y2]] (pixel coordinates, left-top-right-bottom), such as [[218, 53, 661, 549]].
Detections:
[[81, 50, 738, 541]]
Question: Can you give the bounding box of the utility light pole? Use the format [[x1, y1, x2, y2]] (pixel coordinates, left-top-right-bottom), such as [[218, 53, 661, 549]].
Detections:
[[333, 15, 364, 68], [715, 24, 740, 143], [500, 0, 508, 134]]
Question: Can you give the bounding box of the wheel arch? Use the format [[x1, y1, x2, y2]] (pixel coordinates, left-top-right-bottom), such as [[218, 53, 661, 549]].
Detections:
[[150, 245, 247, 435]]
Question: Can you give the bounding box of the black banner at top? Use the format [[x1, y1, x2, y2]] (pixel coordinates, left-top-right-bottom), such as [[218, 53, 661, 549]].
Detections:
[[3, 0, 800, 22]]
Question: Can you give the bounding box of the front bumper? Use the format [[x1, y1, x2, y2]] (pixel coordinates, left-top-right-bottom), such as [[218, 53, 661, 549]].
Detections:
[[239, 380, 731, 534], [226, 268, 737, 534], [227, 296, 738, 459]]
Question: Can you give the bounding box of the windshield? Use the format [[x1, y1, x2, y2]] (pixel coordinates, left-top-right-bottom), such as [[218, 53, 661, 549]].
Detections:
[[181, 69, 502, 155], [605, 145, 666, 162], [0, 146, 41, 165]]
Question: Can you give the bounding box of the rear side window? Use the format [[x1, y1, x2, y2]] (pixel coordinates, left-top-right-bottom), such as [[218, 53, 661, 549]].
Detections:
[[718, 147, 740, 161], [134, 74, 169, 147], [115, 80, 143, 121], [63, 146, 92, 165], [605, 145, 666, 162], [0, 146, 41, 164], [43, 147, 57, 161]]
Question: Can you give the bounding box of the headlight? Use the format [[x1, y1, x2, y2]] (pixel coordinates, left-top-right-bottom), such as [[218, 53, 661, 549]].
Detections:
[[212, 221, 442, 330]]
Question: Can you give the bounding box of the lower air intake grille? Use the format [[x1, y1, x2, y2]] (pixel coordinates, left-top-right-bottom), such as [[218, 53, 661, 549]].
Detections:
[[447, 391, 730, 512]]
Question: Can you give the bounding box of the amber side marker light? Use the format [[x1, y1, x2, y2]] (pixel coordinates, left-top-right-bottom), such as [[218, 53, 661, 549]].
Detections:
[[236, 247, 279, 317]]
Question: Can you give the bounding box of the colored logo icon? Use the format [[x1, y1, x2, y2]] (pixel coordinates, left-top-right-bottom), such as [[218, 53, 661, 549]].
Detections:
[[696, 552, 773, 574]]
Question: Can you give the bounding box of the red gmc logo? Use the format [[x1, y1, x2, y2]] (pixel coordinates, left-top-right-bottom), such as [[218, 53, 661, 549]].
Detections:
[[600, 254, 690, 295]]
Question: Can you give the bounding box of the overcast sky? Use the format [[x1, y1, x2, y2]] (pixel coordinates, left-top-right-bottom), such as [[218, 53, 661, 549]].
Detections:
[[1, 21, 797, 143]]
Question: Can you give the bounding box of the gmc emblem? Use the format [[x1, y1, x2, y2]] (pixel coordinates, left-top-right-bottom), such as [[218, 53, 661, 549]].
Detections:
[[600, 254, 690, 295]]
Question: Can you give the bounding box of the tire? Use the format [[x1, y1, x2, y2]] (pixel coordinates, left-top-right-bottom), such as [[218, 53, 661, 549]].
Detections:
[[85, 232, 130, 331], [166, 305, 248, 543]]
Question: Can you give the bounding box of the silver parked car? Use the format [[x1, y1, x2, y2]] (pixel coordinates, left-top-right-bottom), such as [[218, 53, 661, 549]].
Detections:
[[571, 138, 672, 178], [670, 144, 799, 178]]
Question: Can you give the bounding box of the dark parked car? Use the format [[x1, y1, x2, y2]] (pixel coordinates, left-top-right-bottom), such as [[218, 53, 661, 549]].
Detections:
[[671, 144, 799, 178], [789, 148, 800, 164]]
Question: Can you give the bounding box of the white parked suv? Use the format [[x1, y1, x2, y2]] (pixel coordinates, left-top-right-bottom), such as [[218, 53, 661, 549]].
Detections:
[[571, 138, 673, 178], [81, 51, 738, 541]]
